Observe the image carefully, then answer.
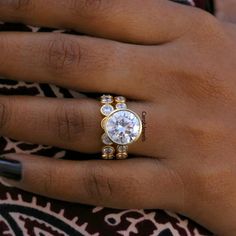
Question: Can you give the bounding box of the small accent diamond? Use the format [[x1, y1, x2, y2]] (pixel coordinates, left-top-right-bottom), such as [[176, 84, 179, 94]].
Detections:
[[102, 146, 115, 155], [101, 95, 113, 104], [102, 133, 113, 145], [115, 96, 126, 103], [116, 103, 127, 110], [101, 104, 114, 116], [117, 145, 128, 153]]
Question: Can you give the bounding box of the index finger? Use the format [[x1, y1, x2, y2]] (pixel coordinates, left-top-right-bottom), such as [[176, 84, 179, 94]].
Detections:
[[0, 0, 201, 44]]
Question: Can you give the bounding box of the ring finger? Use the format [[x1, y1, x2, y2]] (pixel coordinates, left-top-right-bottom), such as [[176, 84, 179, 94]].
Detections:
[[0, 95, 154, 156]]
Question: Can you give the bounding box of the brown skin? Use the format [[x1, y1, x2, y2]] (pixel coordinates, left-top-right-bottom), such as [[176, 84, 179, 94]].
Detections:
[[0, 0, 236, 235]]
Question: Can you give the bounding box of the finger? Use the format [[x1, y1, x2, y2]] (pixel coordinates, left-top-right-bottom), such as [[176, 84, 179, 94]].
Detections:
[[0, 95, 153, 156], [0, 154, 184, 211], [0, 32, 157, 99], [0, 0, 200, 44]]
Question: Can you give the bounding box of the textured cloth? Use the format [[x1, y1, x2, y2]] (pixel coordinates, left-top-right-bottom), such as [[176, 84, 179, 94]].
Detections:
[[0, 1, 214, 235]]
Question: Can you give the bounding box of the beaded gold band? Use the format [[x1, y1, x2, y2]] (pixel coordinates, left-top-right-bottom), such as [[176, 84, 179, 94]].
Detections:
[[100, 95, 142, 160]]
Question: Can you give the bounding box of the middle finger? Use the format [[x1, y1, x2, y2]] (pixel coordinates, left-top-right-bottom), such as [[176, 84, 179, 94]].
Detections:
[[0, 32, 161, 99]]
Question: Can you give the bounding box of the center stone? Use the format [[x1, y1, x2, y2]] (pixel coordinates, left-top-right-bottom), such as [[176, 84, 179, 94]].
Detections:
[[105, 109, 142, 145]]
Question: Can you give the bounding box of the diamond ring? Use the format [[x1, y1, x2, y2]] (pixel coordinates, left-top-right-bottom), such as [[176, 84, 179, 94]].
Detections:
[[100, 95, 142, 160]]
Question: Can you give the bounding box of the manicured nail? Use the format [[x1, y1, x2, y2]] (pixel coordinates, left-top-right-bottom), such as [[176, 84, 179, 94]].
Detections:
[[0, 157, 22, 181]]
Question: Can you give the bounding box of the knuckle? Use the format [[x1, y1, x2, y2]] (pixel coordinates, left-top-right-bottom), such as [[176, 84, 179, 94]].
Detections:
[[182, 118, 224, 152], [188, 165, 233, 210], [84, 163, 114, 203], [165, 166, 186, 211], [42, 164, 55, 195], [45, 35, 82, 75], [0, 36, 10, 67], [191, 10, 223, 39], [55, 102, 86, 142], [175, 63, 228, 102], [0, 97, 10, 131]]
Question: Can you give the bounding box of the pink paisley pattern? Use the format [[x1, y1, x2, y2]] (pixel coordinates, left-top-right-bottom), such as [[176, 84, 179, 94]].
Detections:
[[0, 1, 214, 235]]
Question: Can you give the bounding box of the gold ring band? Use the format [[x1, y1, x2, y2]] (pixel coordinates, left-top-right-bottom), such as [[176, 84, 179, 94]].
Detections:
[[100, 95, 142, 160]]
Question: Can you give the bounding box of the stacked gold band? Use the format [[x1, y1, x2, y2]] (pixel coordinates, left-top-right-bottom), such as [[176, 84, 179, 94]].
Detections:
[[100, 95, 128, 160], [100, 95, 142, 160]]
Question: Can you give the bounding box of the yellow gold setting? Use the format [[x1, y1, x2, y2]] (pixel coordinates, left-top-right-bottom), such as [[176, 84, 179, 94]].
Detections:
[[101, 117, 108, 129], [100, 95, 142, 160]]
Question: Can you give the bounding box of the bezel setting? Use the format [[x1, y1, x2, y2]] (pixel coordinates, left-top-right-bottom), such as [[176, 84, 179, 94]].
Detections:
[[100, 95, 142, 160], [104, 109, 142, 145]]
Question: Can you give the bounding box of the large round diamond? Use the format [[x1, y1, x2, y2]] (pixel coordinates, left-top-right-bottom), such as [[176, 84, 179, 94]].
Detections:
[[105, 109, 142, 145]]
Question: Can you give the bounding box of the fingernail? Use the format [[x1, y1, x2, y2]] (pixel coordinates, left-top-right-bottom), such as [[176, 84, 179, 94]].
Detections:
[[0, 157, 22, 181]]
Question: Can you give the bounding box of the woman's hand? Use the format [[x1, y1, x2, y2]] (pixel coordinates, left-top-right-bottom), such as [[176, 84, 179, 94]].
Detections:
[[0, 1, 236, 235]]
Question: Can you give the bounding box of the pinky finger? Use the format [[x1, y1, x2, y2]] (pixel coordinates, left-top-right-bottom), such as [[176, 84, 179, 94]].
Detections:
[[0, 154, 183, 211]]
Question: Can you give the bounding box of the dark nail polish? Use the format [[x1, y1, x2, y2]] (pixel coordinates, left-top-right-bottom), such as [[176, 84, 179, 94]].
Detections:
[[0, 157, 22, 181]]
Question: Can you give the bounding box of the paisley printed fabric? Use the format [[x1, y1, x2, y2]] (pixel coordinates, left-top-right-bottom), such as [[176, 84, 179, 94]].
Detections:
[[0, 1, 214, 235]]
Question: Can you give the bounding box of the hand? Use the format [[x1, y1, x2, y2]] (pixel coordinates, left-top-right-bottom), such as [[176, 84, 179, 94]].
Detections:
[[0, 1, 236, 235]]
